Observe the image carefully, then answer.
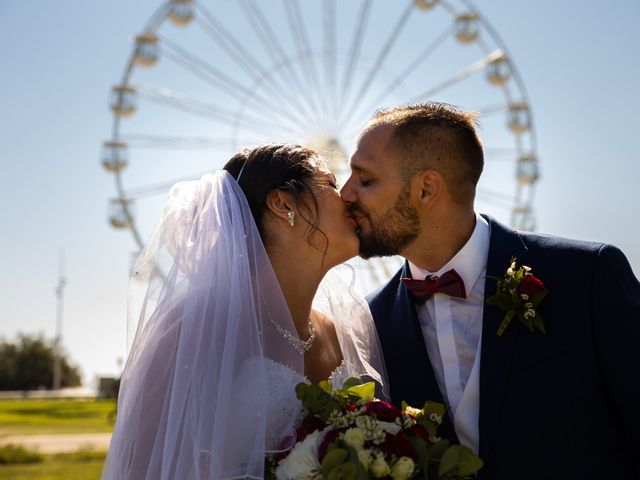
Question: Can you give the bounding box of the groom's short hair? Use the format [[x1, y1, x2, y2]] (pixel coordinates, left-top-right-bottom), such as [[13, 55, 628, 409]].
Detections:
[[368, 102, 484, 204]]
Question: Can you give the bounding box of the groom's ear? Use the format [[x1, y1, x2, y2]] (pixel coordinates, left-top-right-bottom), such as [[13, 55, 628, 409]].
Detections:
[[265, 189, 294, 223], [416, 170, 445, 209]]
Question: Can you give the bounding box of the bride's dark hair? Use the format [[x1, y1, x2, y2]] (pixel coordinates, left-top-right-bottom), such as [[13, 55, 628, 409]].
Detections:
[[223, 144, 326, 248]]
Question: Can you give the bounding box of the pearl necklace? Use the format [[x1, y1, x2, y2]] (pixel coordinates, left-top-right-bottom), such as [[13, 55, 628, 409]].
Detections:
[[268, 315, 316, 355]]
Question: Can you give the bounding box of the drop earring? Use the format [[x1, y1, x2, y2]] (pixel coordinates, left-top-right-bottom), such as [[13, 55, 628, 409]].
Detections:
[[287, 210, 296, 227]]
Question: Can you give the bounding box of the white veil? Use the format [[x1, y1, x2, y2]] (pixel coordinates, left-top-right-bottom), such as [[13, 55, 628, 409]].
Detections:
[[102, 171, 387, 480]]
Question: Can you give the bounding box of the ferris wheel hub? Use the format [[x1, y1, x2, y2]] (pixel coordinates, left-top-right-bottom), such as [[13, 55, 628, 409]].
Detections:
[[309, 137, 348, 175]]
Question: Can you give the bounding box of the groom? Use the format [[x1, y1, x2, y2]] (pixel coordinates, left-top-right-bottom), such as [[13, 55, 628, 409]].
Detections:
[[340, 102, 640, 479]]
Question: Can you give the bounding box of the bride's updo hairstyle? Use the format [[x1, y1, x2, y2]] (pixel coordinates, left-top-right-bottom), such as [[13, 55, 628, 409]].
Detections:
[[223, 144, 327, 248]]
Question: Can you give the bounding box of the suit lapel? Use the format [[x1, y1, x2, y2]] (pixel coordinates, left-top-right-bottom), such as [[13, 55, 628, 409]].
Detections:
[[396, 261, 458, 442], [478, 216, 528, 461]]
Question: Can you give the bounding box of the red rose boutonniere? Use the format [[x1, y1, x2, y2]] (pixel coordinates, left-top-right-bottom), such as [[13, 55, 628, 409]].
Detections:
[[486, 259, 549, 336]]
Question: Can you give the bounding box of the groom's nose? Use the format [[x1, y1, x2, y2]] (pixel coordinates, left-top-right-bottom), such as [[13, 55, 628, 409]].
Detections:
[[339, 175, 357, 204]]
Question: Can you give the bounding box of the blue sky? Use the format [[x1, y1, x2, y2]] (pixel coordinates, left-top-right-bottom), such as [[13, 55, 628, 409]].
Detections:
[[1, 0, 638, 385]]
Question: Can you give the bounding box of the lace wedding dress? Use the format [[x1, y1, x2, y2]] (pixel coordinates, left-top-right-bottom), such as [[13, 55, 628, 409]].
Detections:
[[233, 357, 351, 452]]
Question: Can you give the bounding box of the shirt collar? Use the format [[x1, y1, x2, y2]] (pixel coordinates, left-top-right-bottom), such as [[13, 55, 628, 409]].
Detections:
[[408, 213, 490, 297]]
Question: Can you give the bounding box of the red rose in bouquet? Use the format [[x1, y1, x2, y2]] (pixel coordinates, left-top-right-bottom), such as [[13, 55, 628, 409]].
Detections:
[[363, 400, 403, 422], [378, 431, 416, 460]]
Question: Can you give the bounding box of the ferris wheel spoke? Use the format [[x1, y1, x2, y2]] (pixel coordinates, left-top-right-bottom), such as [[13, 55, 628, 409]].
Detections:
[[194, 8, 262, 80], [323, 0, 338, 128], [135, 83, 300, 137], [338, 1, 415, 128], [475, 102, 510, 116], [484, 147, 521, 164], [194, 5, 312, 121], [345, 24, 453, 129], [233, 60, 332, 141], [161, 53, 310, 135], [160, 38, 311, 129], [478, 187, 517, 202], [411, 49, 504, 102], [120, 134, 262, 150], [476, 196, 513, 211], [484, 156, 518, 163], [282, 0, 328, 122], [477, 186, 517, 207], [124, 172, 211, 199], [338, 0, 372, 108], [238, 0, 321, 123], [474, 36, 493, 56], [342, 109, 375, 143], [436, 0, 458, 16], [476, 198, 512, 211]]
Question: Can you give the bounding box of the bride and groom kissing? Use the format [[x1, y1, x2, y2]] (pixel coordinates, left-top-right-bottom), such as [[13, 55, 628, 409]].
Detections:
[[104, 102, 639, 479]]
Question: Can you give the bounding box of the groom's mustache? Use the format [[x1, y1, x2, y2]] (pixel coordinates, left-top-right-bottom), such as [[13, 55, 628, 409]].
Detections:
[[347, 203, 369, 219]]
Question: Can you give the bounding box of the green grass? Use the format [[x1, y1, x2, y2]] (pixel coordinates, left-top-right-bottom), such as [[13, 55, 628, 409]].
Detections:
[[0, 399, 116, 436], [0, 450, 106, 480]]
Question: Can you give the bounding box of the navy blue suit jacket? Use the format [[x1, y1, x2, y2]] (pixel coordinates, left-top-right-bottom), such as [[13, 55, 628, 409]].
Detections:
[[367, 215, 640, 479]]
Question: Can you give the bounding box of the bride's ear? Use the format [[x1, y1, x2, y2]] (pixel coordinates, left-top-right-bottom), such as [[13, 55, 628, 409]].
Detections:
[[265, 189, 294, 224]]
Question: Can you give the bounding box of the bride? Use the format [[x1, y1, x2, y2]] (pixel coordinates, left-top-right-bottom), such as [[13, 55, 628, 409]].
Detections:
[[102, 144, 388, 479]]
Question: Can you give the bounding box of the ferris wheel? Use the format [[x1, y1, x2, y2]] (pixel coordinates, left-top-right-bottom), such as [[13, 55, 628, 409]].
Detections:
[[103, 0, 539, 291]]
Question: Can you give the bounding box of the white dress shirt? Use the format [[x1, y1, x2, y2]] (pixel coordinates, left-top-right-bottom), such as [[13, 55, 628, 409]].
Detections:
[[408, 213, 490, 453]]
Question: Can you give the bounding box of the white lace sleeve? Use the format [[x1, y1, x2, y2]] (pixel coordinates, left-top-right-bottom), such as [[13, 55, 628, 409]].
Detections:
[[233, 358, 307, 452]]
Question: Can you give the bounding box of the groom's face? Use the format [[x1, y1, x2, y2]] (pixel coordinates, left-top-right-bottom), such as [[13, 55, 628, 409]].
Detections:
[[340, 124, 421, 259]]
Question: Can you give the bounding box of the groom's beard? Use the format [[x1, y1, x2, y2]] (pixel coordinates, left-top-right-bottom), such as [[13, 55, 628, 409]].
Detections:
[[352, 185, 421, 259]]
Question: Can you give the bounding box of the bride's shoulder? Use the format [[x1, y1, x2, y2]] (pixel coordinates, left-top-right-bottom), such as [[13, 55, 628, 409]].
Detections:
[[311, 308, 334, 328]]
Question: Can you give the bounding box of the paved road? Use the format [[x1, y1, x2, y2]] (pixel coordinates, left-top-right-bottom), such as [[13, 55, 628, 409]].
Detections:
[[0, 433, 111, 453]]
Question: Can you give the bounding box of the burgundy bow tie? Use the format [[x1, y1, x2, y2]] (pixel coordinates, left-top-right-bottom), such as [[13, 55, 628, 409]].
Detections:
[[402, 268, 467, 304]]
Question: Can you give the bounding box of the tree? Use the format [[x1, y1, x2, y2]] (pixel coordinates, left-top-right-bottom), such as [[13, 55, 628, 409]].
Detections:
[[0, 333, 82, 390]]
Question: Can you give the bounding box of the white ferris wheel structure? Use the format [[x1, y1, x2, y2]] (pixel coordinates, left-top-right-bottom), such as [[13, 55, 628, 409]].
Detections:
[[103, 0, 539, 291]]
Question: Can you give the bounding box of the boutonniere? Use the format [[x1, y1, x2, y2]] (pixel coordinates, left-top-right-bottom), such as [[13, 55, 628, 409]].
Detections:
[[486, 259, 549, 336]]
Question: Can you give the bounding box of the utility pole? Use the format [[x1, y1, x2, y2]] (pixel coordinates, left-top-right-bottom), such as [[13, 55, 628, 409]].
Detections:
[[52, 250, 67, 390]]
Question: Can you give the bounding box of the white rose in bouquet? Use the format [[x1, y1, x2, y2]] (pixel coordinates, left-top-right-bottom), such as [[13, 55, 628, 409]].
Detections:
[[275, 430, 322, 480], [343, 427, 366, 450], [390, 456, 415, 480], [357, 448, 374, 471], [370, 453, 390, 478]]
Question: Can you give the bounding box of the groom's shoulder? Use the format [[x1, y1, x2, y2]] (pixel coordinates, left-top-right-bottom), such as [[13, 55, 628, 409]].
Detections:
[[518, 229, 605, 255], [519, 230, 635, 275], [486, 214, 606, 256], [485, 215, 636, 275]]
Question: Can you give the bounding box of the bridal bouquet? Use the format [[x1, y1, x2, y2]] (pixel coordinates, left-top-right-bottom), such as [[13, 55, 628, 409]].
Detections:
[[267, 378, 482, 480]]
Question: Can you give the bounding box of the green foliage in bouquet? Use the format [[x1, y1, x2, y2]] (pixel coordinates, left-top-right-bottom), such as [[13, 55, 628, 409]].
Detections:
[[269, 378, 482, 480], [295, 378, 375, 422]]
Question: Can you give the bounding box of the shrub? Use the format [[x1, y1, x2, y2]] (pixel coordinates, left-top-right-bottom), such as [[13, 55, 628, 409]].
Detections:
[[0, 333, 82, 390], [0, 443, 44, 464]]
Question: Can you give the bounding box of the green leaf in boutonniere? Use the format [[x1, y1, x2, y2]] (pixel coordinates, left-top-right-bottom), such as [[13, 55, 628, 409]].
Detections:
[[486, 259, 549, 336]]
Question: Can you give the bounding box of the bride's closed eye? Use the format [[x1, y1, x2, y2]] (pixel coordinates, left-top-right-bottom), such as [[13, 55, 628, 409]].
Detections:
[[320, 174, 339, 190]]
